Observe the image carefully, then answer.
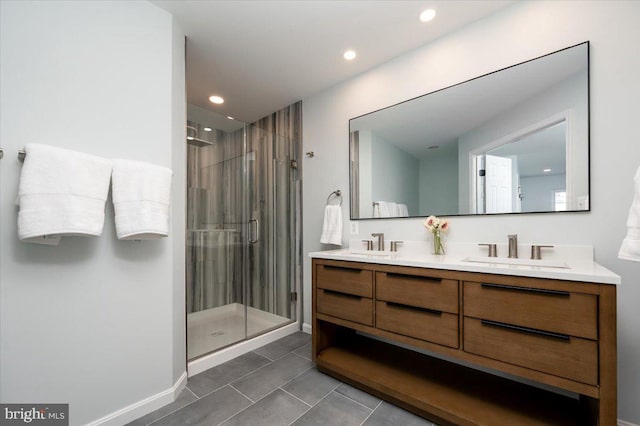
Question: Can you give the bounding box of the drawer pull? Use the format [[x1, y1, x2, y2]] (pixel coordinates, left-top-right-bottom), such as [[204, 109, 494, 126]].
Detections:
[[480, 283, 570, 297], [386, 273, 441, 283], [322, 289, 362, 300], [323, 265, 363, 273], [480, 320, 571, 342], [386, 301, 442, 316]]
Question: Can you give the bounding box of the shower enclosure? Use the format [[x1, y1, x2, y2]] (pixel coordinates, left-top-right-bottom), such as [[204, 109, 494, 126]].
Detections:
[[186, 109, 300, 360]]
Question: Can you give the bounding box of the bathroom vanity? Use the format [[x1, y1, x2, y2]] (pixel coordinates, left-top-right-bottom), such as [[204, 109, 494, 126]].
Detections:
[[310, 247, 619, 425]]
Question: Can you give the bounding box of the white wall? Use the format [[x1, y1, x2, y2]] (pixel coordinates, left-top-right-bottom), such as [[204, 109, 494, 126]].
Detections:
[[0, 1, 186, 425], [302, 1, 640, 422]]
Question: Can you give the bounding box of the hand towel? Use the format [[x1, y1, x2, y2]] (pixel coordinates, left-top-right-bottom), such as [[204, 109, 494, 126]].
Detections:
[[112, 159, 173, 240], [376, 201, 391, 218], [398, 204, 409, 217], [388, 202, 400, 217], [619, 166, 640, 261], [17, 143, 112, 244], [320, 205, 342, 246]]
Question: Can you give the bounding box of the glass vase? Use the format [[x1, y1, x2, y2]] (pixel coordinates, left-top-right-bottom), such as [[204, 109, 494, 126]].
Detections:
[[432, 230, 445, 255]]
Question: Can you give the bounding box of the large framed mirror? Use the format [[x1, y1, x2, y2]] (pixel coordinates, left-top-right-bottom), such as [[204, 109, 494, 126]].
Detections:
[[349, 42, 589, 219]]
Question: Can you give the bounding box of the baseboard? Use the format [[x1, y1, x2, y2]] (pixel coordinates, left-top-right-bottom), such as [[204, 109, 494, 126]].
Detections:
[[86, 371, 187, 426], [619, 419, 639, 426], [188, 321, 300, 377], [302, 322, 312, 334]]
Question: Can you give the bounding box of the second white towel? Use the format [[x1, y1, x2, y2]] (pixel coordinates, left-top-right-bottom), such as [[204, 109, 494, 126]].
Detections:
[[111, 159, 173, 240], [320, 205, 342, 246], [619, 165, 640, 262]]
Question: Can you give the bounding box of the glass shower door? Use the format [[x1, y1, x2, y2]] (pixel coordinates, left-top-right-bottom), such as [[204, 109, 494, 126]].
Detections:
[[244, 125, 296, 339]]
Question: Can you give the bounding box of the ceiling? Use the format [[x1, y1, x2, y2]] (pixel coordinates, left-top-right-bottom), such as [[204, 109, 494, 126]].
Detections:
[[152, 1, 514, 123]]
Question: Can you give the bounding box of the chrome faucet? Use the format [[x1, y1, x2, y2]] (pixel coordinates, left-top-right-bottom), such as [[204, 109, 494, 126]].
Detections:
[[508, 234, 518, 258], [371, 233, 385, 251]]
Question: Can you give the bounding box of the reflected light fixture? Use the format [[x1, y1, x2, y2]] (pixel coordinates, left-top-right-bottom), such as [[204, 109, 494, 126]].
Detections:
[[209, 95, 224, 104], [203, 127, 212, 132], [227, 116, 234, 120], [544, 168, 552, 173], [420, 9, 436, 23], [343, 50, 356, 61]]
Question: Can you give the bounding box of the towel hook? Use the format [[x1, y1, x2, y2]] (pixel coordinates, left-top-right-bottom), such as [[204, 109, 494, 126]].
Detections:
[[326, 189, 342, 206], [18, 150, 26, 162]]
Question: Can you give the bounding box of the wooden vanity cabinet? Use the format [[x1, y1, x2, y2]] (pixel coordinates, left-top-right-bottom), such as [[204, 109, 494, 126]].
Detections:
[[312, 258, 617, 426]]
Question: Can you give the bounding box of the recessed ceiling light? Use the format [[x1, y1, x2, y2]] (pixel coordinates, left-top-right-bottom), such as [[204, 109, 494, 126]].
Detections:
[[419, 9, 436, 23], [187, 136, 194, 140], [209, 95, 224, 104], [203, 127, 212, 132], [227, 116, 234, 120], [343, 50, 357, 61], [543, 168, 552, 173]]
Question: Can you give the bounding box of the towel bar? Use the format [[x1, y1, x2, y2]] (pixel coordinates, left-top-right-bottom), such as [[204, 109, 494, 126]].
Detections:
[[326, 189, 342, 206]]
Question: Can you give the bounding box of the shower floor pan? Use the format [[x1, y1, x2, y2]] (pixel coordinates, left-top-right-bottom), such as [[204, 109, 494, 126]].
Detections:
[[188, 303, 291, 360]]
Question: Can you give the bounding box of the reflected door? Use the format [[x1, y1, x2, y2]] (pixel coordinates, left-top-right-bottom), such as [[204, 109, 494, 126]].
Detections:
[[485, 155, 513, 213]]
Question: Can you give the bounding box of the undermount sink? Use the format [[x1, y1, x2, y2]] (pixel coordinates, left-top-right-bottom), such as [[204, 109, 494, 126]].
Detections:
[[346, 250, 392, 258], [461, 256, 570, 269]]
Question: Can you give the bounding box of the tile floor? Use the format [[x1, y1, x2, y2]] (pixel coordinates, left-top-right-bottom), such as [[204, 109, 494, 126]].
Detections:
[[127, 332, 435, 426]]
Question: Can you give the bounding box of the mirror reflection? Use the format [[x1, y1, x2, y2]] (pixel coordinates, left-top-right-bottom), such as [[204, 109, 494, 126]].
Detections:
[[349, 42, 589, 219]]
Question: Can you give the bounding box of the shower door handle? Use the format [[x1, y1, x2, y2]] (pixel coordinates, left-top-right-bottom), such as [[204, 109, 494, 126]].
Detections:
[[248, 219, 260, 244]]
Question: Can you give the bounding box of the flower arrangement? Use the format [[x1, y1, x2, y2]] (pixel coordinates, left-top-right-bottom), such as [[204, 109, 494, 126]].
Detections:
[[424, 215, 449, 255]]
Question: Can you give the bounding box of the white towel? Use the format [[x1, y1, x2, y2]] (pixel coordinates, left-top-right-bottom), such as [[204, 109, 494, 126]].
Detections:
[[320, 205, 342, 246], [376, 201, 391, 218], [112, 159, 173, 240], [388, 202, 400, 217], [17, 143, 112, 245], [619, 166, 640, 261], [398, 204, 409, 217]]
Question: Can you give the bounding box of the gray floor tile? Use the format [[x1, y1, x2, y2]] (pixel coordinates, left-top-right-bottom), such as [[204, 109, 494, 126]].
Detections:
[[187, 351, 271, 397], [334, 383, 381, 410], [126, 388, 197, 426], [253, 332, 311, 360], [221, 389, 309, 426], [231, 352, 313, 401], [282, 368, 340, 405], [293, 343, 312, 360], [151, 386, 251, 426], [291, 391, 371, 426], [363, 401, 435, 426]]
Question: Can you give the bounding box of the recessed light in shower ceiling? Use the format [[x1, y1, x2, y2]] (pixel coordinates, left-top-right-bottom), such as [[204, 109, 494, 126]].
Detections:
[[209, 95, 224, 104], [203, 127, 212, 132], [419, 9, 436, 23]]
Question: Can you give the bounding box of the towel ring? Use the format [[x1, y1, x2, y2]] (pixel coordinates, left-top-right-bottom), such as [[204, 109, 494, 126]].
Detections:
[[326, 189, 342, 206]]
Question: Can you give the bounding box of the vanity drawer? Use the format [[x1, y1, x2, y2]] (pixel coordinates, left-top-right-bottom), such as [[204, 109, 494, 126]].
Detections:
[[376, 301, 458, 348], [376, 272, 458, 314], [316, 264, 373, 298], [317, 288, 373, 326], [464, 317, 598, 385], [464, 281, 597, 340]]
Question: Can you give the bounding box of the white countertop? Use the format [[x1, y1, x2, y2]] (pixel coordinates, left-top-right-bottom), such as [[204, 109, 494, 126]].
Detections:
[[309, 242, 621, 285]]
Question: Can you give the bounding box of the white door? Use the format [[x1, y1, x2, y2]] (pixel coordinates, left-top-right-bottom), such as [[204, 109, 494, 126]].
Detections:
[[485, 155, 513, 213]]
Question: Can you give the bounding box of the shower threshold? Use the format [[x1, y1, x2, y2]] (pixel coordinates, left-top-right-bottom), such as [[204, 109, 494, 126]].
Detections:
[[187, 303, 291, 360]]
